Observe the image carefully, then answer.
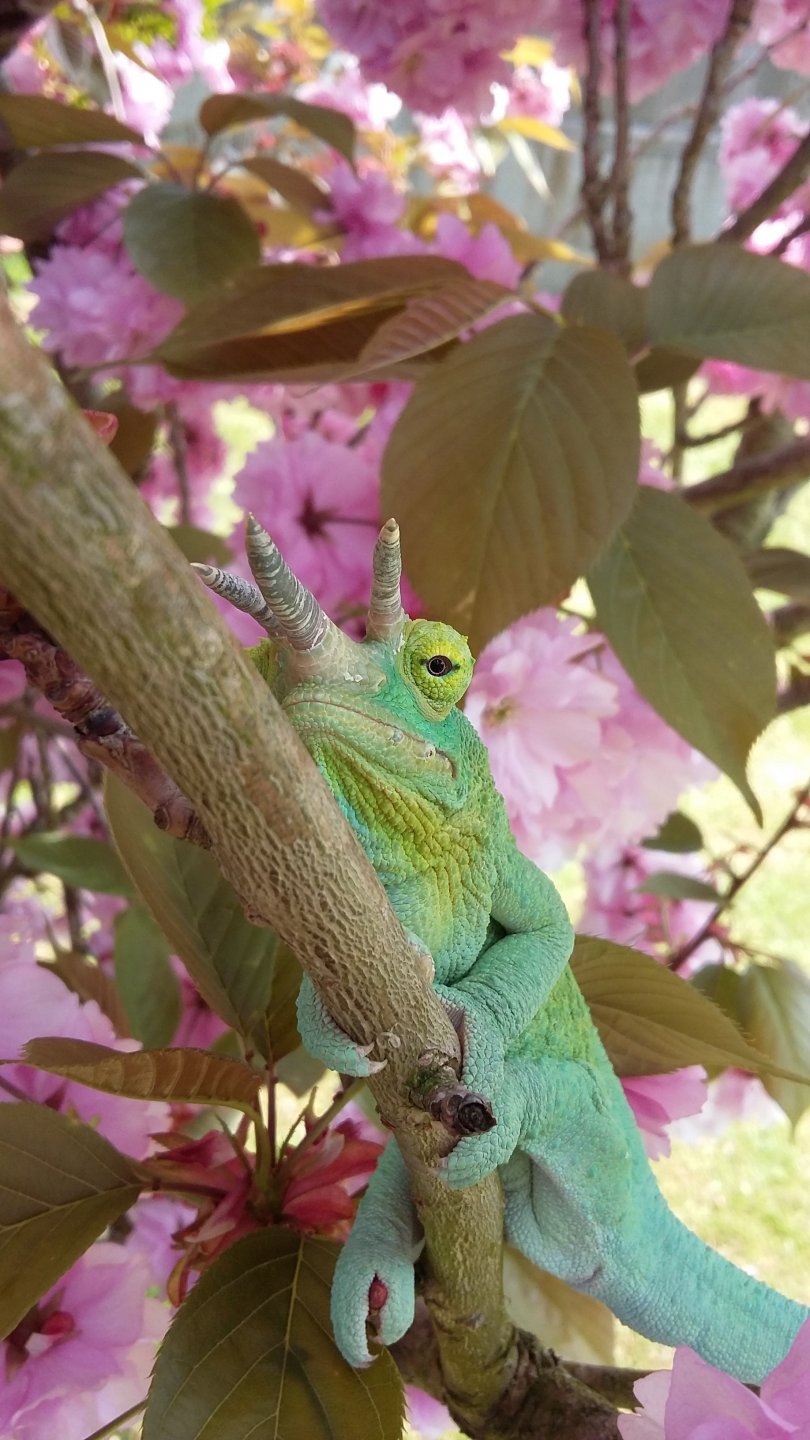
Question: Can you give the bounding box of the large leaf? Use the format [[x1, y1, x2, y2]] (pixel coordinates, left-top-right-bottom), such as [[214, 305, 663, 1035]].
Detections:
[[10, 832, 132, 895], [0, 93, 143, 147], [0, 151, 142, 242], [382, 313, 640, 649], [105, 776, 283, 1053], [562, 271, 647, 355], [200, 93, 355, 165], [570, 935, 810, 1082], [21, 1038, 261, 1115], [744, 547, 810, 604], [0, 1104, 143, 1339], [503, 1247, 614, 1364], [737, 961, 810, 1126], [588, 487, 776, 818], [240, 156, 331, 216], [114, 903, 181, 1048], [123, 184, 261, 303], [648, 244, 810, 379], [143, 1230, 403, 1440]]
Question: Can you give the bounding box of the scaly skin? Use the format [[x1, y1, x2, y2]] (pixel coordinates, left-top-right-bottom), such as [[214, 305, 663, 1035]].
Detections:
[[209, 525, 808, 1387]]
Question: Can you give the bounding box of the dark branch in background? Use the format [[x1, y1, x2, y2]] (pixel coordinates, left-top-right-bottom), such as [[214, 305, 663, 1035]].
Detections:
[[721, 129, 810, 244], [0, 587, 209, 845], [778, 670, 810, 714], [671, 0, 756, 247], [684, 436, 810, 513], [609, 0, 632, 275], [771, 210, 810, 256], [0, 0, 59, 59], [580, 0, 611, 265]]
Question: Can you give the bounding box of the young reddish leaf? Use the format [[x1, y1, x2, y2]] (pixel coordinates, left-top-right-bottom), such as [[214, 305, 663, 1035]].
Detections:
[[0, 151, 142, 242], [9, 832, 133, 895], [340, 276, 512, 380], [105, 776, 291, 1057], [240, 155, 331, 216], [588, 487, 776, 819], [382, 313, 640, 650], [143, 1230, 403, 1440], [21, 1037, 261, 1114], [571, 935, 810, 1083], [123, 183, 261, 303], [0, 93, 143, 147], [200, 92, 356, 165], [114, 903, 181, 1048], [737, 960, 810, 1126], [0, 1104, 143, 1339], [81, 409, 119, 445], [648, 244, 810, 379]]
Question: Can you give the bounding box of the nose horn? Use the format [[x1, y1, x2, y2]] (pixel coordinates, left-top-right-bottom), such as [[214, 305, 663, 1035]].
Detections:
[[366, 518, 407, 643]]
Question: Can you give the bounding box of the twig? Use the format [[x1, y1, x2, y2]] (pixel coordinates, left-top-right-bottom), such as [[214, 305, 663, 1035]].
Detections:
[[671, 0, 756, 247], [71, 0, 127, 124], [684, 436, 810, 513], [721, 130, 810, 243], [772, 211, 810, 255], [609, 0, 632, 274], [166, 401, 193, 526], [581, 0, 611, 264], [670, 784, 810, 968], [79, 1399, 146, 1440]]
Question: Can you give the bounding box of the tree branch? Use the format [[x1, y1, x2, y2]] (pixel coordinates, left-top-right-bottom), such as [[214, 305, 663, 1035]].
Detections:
[[609, 0, 632, 275], [580, 0, 611, 265], [721, 130, 810, 244], [684, 436, 810, 513], [0, 299, 620, 1435]]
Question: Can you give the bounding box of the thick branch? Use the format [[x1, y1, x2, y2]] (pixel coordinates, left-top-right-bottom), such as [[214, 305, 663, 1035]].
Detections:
[[722, 130, 810, 244], [685, 437, 810, 513], [670, 0, 755, 247], [0, 299, 618, 1436]]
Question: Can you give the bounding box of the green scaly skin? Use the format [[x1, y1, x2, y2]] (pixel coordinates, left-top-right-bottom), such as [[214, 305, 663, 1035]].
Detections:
[[250, 614, 808, 1384]]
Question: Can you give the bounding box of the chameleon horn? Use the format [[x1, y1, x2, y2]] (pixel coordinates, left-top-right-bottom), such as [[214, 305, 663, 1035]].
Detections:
[[245, 515, 359, 670], [192, 563, 284, 638], [366, 518, 407, 643]]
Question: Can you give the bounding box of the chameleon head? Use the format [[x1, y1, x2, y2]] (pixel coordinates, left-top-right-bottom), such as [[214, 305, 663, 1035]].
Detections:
[[193, 516, 476, 804]]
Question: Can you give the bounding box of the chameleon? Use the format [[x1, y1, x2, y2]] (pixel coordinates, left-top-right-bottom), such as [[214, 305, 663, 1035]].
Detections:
[[196, 514, 809, 1387]]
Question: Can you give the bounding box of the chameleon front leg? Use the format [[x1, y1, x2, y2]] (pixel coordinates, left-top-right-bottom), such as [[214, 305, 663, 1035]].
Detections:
[[331, 1138, 422, 1366], [296, 973, 387, 1076]]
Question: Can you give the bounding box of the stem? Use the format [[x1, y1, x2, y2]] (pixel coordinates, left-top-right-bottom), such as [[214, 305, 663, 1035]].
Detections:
[[581, 0, 611, 264], [71, 0, 126, 123], [275, 1076, 366, 1187], [671, 784, 810, 968], [684, 436, 810, 513], [610, 0, 632, 275], [80, 1399, 146, 1440], [165, 401, 192, 526]]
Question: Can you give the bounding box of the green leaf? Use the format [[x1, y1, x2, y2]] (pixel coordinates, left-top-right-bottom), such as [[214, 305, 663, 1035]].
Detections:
[[562, 271, 647, 355], [642, 811, 704, 853], [571, 934, 810, 1082], [123, 184, 261, 303], [254, 938, 303, 1066], [0, 151, 142, 243], [744, 547, 810, 604], [503, 1247, 614, 1364], [341, 276, 511, 381], [382, 313, 641, 650], [648, 244, 810, 379], [0, 93, 143, 147], [114, 903, 181, 1048], [633, 347, 700, 395], [21, 1037, 261, 1114], [95, 398, 159, 479], [9, 832, 132, 895], [0, 1104, 143, 1339], [240, 156, 331, 216], [105, 775, 284, 1053], [588, 487, 776, 819], [737, 961, 810, 1125], [143, 1230, 404, 1440], [167, 525, 232, 567], [638, 872, 720, 902], [200, 93, 356, 165]]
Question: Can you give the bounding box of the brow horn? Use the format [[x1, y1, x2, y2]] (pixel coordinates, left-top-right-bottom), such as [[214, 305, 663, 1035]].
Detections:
[[191, 564, 284, 638], [366, 518, 407, 643]]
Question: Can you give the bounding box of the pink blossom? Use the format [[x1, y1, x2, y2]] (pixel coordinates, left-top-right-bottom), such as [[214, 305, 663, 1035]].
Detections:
[[466, 612, 711, 870], [299, 58, 402, 130], [29, 245, 183, 369], [113, 52, 174, 143], [141, 397, 227, 527], [0, 1243, 167, 1440], [581, 847, 718, 960], [720, 99, 810, 217], [135, 0, 233, 96], [672, 1066, 784, 1142], [0, 960, 169, 1158], [232, 430, 380, 619], [322, 162, 426, 261], [126, 1194, 197, 1292], [754, 0, 810, 74], [619, 1319, 810, 1438], [621, 1067, 708, 1159], [407, 1385, 455, 1437], [532, 0, 727, 102], [432, 214, 522, 287], [489, 61, 571, 128], [417, 110, 481, 189]]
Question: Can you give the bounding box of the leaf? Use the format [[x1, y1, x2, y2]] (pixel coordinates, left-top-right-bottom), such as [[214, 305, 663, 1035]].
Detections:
[[633, 347, 700, 394], [0, 151, 142, 242], [340, 276, 511, 381], [382, 313, 641, 650], [43, 952, 131, 1037], [737, 961, 810, 1125], [200, 93, 356, 165], [588, 487, 776, 819], [0, 1104, 143, 1339], [642, 811, 704, 853], [562, 271, 647, 355], [143, 1230, 404, 1440], [493, 115, 574, 151], [9, 832, 132, 895], [105, 776, 283, 1052], [114, 903, 181, 1048], [503, 1247, 614, 1364], [0, 93, 143, 147], [240, 156, 331, 216], [123, 184, 261, 303], [167, 525, 232, 567], [648, 244, 810, 379], [21, 1038, 261, 1114], [638, 872, 720, 902], [744, 547, 810, 604], [255, 939, 303, 1066], [571, 935, 810, 1083], [98, 399, 159, 478]]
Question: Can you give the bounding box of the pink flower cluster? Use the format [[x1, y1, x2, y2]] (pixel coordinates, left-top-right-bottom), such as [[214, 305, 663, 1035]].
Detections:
[[620, 1319, 810, 1438], [621, 1067, 708, 1160], [754, 0, 810, 74]]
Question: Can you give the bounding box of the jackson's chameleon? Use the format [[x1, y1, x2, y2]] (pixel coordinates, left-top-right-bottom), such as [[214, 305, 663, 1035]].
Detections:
[[197, 515, 808, 1386]]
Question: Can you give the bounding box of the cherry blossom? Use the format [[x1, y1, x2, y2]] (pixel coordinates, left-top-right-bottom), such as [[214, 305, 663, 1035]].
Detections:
[[754, 0, 810, 74], [621, 1068, 708, 1160]]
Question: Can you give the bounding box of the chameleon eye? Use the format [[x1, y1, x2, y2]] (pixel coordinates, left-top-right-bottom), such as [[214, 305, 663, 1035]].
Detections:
[[425, 655, 454, 678]]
